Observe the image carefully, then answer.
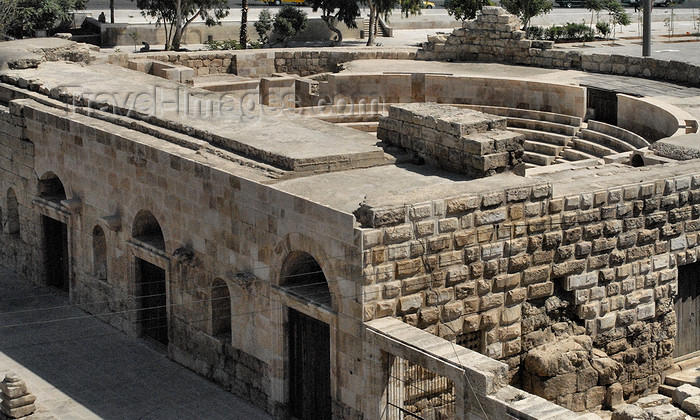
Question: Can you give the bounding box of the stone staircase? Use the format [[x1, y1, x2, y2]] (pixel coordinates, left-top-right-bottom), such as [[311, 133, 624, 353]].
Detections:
[[311, 105, 653, 172], [660, 355, 700, 398], [363, 16, 390, 38]]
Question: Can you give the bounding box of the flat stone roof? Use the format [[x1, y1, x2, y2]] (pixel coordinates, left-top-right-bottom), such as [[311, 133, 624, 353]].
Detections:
[[3, 41, 700, 219], [1, 60, 386, 173]]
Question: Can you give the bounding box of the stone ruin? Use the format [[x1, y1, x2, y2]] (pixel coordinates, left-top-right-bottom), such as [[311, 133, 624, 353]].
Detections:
[[0, 373, 36, 419], [377, 103, 525, 177]]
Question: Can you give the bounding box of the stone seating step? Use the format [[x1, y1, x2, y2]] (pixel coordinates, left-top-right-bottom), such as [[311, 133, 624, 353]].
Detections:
[[507, 117, 578, 136], [664, 359, 700, 388], [659, 384, 676, 397], [456, 104, 582, 126], [571, 138, 617, 157], [523, 140, 563, 156], [317, 113, 384, 123], [560, 148, 598, 161], [523, 151, 555, 166], [507, 128, 573, 146], [580, 128, 637, 153], [588, 119, 650, 148], [340, 121, 379, 132]]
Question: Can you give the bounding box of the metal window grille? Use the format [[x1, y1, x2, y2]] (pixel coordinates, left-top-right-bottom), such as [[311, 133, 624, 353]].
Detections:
[[386, 356, 455, 420]]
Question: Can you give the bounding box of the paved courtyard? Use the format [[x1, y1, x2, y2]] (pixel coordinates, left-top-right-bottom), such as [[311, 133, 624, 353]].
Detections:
[[0, 268, 271, 419]]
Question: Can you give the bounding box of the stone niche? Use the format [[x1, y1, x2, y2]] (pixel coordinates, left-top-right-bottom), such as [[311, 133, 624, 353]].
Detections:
[[377, 103, 524, 177]]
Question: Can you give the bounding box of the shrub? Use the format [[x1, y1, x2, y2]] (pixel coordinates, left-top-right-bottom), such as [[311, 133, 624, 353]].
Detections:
[[545, 25, 563, 41], [273, 5, 307, 46], [255, 9, 273, 45], [527, 25, 545, 39], [596, 21, 611, 38]]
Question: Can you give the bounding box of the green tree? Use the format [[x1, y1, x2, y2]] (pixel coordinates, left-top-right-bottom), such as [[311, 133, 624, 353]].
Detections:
[[446, 0, 491, 21], [254, 9, 273, 45], [0, 0, 17, 39], [500, 0, 551, 32], [605, 0, 630, 43], [273, 5, 307, 46], [585, 0, 604, 32], [309, 0, 360, 45], [133, 0, 229, 50], [9, 0, 85, 38]]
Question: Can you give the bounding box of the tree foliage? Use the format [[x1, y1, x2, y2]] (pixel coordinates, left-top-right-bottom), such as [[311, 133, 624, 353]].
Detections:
[[0, 0, 17, 39], [133, 0, 229, 50], [604, 0, 630, 42], [500, 0, 551, 31], [308, 0, 360, 45], [254, 9, 273, 45], [8, 0, 85, 38], [446, 0, 492, 21], [272, 5, 307, 46]]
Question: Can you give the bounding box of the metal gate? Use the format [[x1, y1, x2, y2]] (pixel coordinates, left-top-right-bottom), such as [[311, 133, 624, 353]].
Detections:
[[289, 308, 331, 420], [386, 356, 455, 420], [587, 87, 618, 125], [675, 262, 700, 358], [43, 215, 69, 292]]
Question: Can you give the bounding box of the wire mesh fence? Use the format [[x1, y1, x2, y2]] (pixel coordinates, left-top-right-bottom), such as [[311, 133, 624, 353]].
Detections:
[[386, 356, 456, 420]]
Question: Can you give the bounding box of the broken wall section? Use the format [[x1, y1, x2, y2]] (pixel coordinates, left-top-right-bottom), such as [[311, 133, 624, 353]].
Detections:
[[377, 103, 524, 177]]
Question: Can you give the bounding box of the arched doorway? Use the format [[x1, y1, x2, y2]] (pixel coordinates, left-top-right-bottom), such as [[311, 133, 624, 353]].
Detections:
[[132, 210, 168, 345], [211, 278, 232, 341], [38, 173, 69, 291], [281, 251, 332, 420]]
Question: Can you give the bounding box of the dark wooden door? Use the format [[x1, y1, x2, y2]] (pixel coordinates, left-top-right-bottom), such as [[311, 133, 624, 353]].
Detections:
[[675, 263, 700, 358], [137, 259, 168, 345], [289, 308, 331, 420], [587, 88, 618, 125], [43, 216, 69, 292]]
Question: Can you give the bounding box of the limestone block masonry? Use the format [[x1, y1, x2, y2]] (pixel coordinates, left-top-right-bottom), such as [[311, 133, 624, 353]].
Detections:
[[416, 7, 700, 87], [357, 169, 700, 409], [377, 103, 524, 177]]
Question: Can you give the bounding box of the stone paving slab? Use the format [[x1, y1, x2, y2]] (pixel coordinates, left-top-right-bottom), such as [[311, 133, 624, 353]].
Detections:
[[0, 267, 271, 420]]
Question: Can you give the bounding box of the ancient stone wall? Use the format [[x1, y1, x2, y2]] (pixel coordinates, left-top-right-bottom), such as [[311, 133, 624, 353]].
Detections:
[[0, 105, 37, 280], [357, 166, 699, 409], [129, 48, 417, 78], [322, 73, 586, 117], [417, 7, 700, 88], [377, 103, 524, 177], [0, 93, 366, 418]]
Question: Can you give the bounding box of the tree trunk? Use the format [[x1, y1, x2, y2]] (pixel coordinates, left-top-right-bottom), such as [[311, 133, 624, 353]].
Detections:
[[109, 0, 114, 23], [171, 0, 183, 50], [323, 15, 342, 45], [240, 0, 248, 48], [366, 2, 376, 46]]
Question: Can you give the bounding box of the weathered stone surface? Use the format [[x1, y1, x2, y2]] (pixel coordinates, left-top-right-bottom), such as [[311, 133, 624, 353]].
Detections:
[[673, 383, 700, 405], [611, 404, 651, 420], [592, 357, 623, 385], [680, 395, 700, 416]]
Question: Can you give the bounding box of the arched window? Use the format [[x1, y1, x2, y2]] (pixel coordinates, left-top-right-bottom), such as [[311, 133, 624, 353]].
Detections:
[[132, 210, 165, 251], [38, 172, 66, 201], [281, 251, 331, 307], [92, 225, 107, 281], [211, 278, 231, 340], [6, 188, 19, 235]]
